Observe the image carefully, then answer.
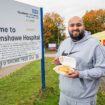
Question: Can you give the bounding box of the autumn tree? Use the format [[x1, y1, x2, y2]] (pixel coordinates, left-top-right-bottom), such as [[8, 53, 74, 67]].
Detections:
[[83, 9, 105, 34], [44, 12, 65, 48]]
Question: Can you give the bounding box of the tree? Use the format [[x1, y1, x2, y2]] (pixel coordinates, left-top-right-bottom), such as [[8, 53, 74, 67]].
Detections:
[[83, 9, 105, 34], [44, 12, 65, 48]]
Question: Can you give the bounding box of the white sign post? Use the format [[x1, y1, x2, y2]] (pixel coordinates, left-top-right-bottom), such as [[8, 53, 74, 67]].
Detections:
[[0, 0, 45, 89]]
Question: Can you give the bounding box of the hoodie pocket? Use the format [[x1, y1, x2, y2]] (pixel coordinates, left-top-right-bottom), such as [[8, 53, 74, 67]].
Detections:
[[59, 75, 73, 96], [59, 75, 86, 98], [70, 78, 86, 98]]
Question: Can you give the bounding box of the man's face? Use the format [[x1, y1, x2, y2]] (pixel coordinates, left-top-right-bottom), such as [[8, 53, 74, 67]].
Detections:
[[68, 17, 85, 41]]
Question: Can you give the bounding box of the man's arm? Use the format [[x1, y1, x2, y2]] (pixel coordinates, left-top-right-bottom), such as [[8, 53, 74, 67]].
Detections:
[[79, 45, 105, 80], [67, 45, 105, 80], [53, 42, 63, 65]]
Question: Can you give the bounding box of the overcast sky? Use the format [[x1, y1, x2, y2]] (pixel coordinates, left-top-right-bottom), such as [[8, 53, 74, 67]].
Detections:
[[15, 0, 105, 34]]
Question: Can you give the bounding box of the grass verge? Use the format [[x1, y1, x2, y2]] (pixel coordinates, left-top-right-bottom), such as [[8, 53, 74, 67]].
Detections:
[[0, 58, 105, 105]]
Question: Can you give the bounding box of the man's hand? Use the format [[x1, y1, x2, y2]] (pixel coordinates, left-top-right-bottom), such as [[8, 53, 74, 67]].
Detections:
[[53, 57, 61, 65], [66, 70, 80, 78]]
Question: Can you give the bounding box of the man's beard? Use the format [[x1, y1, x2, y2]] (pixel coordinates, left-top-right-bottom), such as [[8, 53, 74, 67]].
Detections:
[[69, 30, 85, 42]]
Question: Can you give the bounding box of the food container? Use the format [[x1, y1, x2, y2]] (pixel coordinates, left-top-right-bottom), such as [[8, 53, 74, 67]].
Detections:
[[53, 56, 76, 75]]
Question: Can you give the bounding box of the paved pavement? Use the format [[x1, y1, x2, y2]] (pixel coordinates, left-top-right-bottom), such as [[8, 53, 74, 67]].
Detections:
[[0, 62, 29, 78], [45, 53, 56, 57]]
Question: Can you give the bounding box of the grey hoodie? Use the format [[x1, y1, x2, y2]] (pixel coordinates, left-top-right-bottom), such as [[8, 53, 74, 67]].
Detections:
[[57, 31, 105, 100]]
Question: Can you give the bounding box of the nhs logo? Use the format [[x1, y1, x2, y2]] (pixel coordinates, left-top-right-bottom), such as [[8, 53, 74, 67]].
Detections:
[[32, 9, 38, 15]]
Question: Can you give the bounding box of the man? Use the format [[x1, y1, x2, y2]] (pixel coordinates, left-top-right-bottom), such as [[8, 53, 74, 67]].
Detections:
[[54, 16, 105, 105]]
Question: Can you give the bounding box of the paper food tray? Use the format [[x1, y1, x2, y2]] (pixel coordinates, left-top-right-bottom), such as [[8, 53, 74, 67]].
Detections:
[[53, 65, 74, 75]]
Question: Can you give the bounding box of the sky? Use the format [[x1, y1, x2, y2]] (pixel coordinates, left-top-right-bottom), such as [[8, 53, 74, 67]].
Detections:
[[15, 0, 105, 35]]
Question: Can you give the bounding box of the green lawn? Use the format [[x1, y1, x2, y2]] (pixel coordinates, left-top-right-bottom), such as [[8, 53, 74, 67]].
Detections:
[[0, 59, 42, 105], [0, 58, 59, 105], [0, 58, 105, 105]]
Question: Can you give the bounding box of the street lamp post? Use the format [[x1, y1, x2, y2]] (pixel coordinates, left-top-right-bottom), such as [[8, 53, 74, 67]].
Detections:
[[57, 28, 60, 48], [56, 22, 61, 48]]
